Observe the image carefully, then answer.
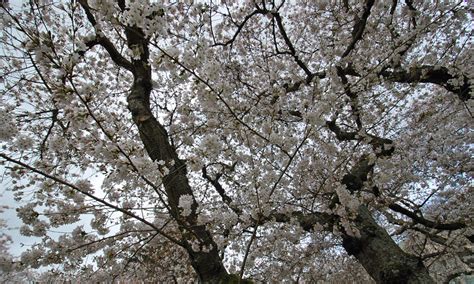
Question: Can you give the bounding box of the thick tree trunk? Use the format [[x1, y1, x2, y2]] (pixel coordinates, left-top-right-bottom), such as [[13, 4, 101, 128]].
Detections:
[[122, 25, 229, 282], [341, 205, 433, 283], [127, 75, 229, 282], [339, 158, 434, 283], [129, 78, 229, 281]]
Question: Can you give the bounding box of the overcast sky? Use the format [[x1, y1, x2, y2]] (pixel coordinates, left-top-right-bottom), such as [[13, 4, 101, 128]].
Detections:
[[1, 0, 31, 257]]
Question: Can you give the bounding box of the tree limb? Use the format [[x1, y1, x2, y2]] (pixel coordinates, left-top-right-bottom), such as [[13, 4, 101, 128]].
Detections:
[[202, 166, 242, 215], [78, 0, 133, 71], [342, 0, 375, 58], [0, 153, 183, 246], [272, 12, 313, 77], [212, 10, 263, 47], [271, 211, 335, 232], [388, 203, 467, 230], [380, 66, 471, 101]]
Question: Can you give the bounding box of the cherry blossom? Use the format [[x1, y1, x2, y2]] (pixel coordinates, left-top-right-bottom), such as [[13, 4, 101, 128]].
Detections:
[[0, 0, 472, 283]]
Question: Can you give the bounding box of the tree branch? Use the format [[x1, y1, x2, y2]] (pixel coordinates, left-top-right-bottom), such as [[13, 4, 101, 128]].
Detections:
[[388, 203, 467, 230], [0, 153, 183, 246], [271, 211, 335, 232], [380, 66, 471, 101], [336, 66, 362, 129], [278, 64, 471, 101], [272, 12, 313, 77], [202, 166, 242, 215], [120, 16, 231, 282], [405, 0, 418, 28], [78, 0, 133, 71], [325, 120, 394, 156], [212, 10, 263, 47], [342, 0, 375, 58]]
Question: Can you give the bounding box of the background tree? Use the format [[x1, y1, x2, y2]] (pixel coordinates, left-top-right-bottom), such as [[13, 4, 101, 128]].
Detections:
[[0, 0, 472, 282]]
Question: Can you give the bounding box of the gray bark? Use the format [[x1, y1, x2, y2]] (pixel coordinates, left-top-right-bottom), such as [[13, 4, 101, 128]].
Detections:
[[123, 28, 230, 282], [339, 158, 435, 283], [341, 205, 433, 283]]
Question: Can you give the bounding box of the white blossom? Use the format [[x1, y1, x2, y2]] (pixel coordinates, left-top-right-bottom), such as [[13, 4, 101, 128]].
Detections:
[[178, 195, 194, 217]]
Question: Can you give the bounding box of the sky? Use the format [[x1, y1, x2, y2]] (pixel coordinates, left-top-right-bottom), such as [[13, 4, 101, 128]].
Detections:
[[0, 0, 89, 259], [1, 173, 37, 256], [1, 0, 29, 258], [1, 164, 106, 257]]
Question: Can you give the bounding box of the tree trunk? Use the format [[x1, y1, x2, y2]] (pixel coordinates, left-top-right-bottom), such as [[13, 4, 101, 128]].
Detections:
[[339, 158, 434, 283], [122, 25, 230, 282], [127, 67, 229, 283], [341, 205, 433, 283]]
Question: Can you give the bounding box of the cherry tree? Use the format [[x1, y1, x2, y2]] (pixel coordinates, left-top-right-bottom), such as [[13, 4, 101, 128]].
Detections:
[[0, 0, 472, 282]]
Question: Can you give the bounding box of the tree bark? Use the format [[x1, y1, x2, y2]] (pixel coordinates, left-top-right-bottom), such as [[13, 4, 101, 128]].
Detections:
[[341, 205, 433, 283], [127, 68, 229, 283], [339, 159, 434, 283], [122, 24, 229, 283]]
